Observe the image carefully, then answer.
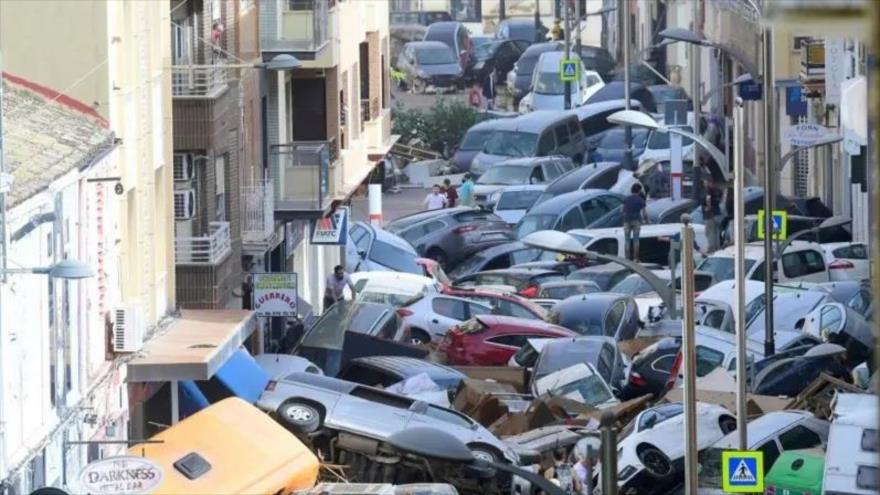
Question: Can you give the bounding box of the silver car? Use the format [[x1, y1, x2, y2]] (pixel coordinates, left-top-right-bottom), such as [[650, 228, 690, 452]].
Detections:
[[257, 372, 518, 464]]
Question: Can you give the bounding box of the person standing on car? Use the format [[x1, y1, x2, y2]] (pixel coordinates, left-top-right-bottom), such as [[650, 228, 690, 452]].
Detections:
[[623, 183, 648, 261], [459, 174, 475, 207], [324, 265, 355, 313], [443, 178, 458, 207], [424, 184, 448, 210], [482, 72, 496, 110], [702, 179, 722, 252]]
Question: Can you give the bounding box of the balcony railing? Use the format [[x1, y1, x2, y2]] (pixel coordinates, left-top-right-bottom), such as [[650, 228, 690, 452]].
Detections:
[[241, 180, 278, 252], [270, 139, 339, 211], [263, 0, 330, 53], [175, 221, 232, 265], [360, 96, 379, 124], [171, 65, 228, 98]]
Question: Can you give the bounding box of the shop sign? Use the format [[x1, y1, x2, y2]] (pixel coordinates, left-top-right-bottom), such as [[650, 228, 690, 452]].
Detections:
[[77, 456, 163, 495], [253, 273, 298, 317]]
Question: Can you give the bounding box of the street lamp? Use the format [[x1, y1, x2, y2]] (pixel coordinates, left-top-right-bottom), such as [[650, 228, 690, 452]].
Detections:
[[778, 135, 844, 172], [2, 260, 95, 280], [700, 72, 755, 107], [658, 27, 760, 78], [607, 110, 730, 180]]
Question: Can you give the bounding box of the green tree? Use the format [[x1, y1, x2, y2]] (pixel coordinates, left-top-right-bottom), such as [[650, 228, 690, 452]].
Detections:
[[392, 98, 480, 157]]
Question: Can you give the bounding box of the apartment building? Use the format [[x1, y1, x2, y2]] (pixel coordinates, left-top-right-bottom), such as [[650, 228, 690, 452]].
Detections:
[[261, 0, 395, 312]]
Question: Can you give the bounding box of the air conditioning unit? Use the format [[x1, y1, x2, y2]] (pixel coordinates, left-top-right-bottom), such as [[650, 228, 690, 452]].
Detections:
[[173, 153, 195, 182], [174, 189, 196, 219], [113, 302, 144, 353]]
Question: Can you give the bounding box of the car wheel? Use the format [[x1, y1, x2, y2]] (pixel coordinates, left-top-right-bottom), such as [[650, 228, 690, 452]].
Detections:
[[638, 445, 672, 477], [279, 402, 321, 433], [412, 78, 427, 94], [426, 248, 447, 267], [719, 415, 737, 435], [470, 447, 498, 463], [409, 328, 431, 345]]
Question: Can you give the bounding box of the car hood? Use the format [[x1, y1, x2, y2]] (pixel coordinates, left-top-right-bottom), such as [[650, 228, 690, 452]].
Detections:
[[495, 209, 528, 225], [419, 63, 463, 76], [473, 184, 508, 196], [530, 93, 570, 111], [471, 152, 512, 175]]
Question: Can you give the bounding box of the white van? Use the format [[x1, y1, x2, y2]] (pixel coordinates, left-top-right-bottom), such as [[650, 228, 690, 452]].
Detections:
[[823, 393, 879, 495], [697, 240, 832, 284], [567, 223, 708, 267]]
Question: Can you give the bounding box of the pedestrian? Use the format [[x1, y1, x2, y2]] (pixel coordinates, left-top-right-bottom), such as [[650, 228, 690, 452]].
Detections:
[[702, 179, 722, 252], [722, 185, 734, 247], [459, 173, 475, 207], [572, 447, 595, 495], [551, 449, 574, 493], [622, 183, 648, 261], [241, 274, 253, 310], [443, 178, 458, 207], [423, 184, 448, 210], [467, 80, 482, 108], [323, 265, 355, 313], [482, 72, 496, 110]]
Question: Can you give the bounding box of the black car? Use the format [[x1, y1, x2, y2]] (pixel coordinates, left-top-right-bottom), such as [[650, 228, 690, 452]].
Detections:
[[742, 214, 852, 244], [646, 197, 698, 224], [506, 41, 562, 104], [566, 263, 647, 291], [534, 162, 623, 205], [338, 356, 466, 391], [469, 39, 529, 82], [588, 127, 649, 163], [586, 81, 658, 113], [752, 343, 852, 396], [452, 267, 565, 296], [395, 41, 464, 93], [448, 241, 546, 279], [689, 186, 799, 224], [576, 45, 615, 80], [496, 18, 547, 44], [547, 293, 641, 341], [514, 189, 624, 239], [619, 337, 681, 400]]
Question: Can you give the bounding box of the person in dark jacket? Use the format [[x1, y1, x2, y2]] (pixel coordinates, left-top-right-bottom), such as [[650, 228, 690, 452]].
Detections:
[[622, 183, 649, 261], [482, 72, 496, 110]]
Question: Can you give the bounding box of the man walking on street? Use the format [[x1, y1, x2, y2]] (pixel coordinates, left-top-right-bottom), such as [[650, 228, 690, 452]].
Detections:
[[702, 179, 722, 252], [424, 184, 448, 210], [623, 183, 648, 261], [444, 178, 458, 207], [459, 174, 475, 207], [324, 265, 355, 313]]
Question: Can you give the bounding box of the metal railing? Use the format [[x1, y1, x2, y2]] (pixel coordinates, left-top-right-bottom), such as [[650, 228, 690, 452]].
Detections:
[[171, 65, 228, 98], [270, 139, 338, 211], [241, 180, 275, 244], [360, 96, 380, 123], [175, 221, 232, 265]]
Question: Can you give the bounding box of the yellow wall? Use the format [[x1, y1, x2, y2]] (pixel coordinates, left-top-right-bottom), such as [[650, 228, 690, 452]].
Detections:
[[0, 0, 109, 119]]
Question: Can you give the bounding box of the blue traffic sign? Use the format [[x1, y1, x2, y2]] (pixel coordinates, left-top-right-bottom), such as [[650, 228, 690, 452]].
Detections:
[[722, 450, 764, 493], [560, 59, 579, 82]]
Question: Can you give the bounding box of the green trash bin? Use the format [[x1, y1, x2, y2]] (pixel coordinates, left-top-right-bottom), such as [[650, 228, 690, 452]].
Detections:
[[764, 450, 825, 495]]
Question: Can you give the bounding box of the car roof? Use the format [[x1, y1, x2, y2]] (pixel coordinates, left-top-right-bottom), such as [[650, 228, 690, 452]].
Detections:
[[536, 51, 580, 70], [697, 280, 765, 304], [718, 411, 816, 448], [348, 356, 464, 379], [469, 241, 528, 258], [569, 98, 642, 119], [522, 41, 563, 57], [539, 280, 599, 288], [569, 222, 705, 239], [499, 184, 548, 194], [281, 371, 358, 394], [490, 110, 576, 133], [545, 161, 621, 194], [475, 314, 572, 333], [425, 21, 462, 33], [709, 240, 823, 260], [696, 327, 765, 355], [477, 267, 559, 276], [407, 40, 452, 51], [494, 156, 569, 167], [386, 206, 480, 226], [570, 263, 632, 275], [527, 189, 617, 215], [555, 292, 625, 311], [468, 118, 512, 132], [359, 222, 419, 253]]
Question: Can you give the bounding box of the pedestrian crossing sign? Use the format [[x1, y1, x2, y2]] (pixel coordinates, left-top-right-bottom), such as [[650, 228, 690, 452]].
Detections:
[[722, 450, 764, 493], [560, 59, 580, 82], [756, 209, 788, 241]]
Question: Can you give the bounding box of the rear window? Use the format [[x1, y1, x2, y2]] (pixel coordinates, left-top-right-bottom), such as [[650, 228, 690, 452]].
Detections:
[[496, 190, 544, 210], [515, 213, 557, 238], [370, 241, 421, 274]]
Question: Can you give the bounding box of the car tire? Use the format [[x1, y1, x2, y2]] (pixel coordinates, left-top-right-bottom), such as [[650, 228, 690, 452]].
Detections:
[[279, 402, 321, 434], [719, 415, 737, 435], [409, 328, 431, 345], [637, 445, 672, 477]]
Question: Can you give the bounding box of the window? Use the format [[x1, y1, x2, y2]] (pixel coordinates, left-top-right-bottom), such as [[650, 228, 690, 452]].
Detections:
[[588, 238, 618, 256], [819, 305, 844, 336], [597, 344, 615, 383], [467, 302, 492, 317], [651, 355, 675, 372], [432, 297, 467, 320], [703, 309, 727, 330], [485, 131, 539, 157], [488, 334, 529, 347], [369, 240, 421, 274], [424, 405, 473, 428], [529, 166, 545, 184], [350, 386, 414, 409], [580, 198, 610, 225], [543, 162, 563, 180], [779, 425, 822, 450], [559, 209, 585, 231], [498, 299, 535, 319], [352, 227, 370, 252], [555, 124, 571, 146], [339, 364, 398, 388], [782, 250, 825, 278], [834, 243, 868, 259], [537, 132, 556, 156], [848, 289, 872, 315], [856, 466, 879, 490], [510, 248, 540, 264], [756, 440, 781, 474], [803, 250, 826, 273], [567, 120, 581, 139], [483, 254, 512, 271], [749, 261, 766, 281], [695, 346, 725, 376], [604, 301, 625, 337]]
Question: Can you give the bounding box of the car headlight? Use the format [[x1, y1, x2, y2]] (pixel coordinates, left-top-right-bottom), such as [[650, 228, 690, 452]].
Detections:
[[519, 96, 532, 113], [489, 191, 502, 204], [619, 465, 637, 481]]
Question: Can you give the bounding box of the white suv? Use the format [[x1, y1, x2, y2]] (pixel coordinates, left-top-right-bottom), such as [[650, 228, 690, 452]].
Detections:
[[697, 241, 831, 284]]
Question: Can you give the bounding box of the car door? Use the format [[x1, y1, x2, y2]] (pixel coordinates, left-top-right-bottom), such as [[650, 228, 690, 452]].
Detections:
[[554, 123, 572, 155], [335, 386, 415, 437], [580, 197, 612, 226], [427, 296, 471, 337], [557, 206, 586, 232], [480, 333, 538, 365], [347, 224, 373, 272]]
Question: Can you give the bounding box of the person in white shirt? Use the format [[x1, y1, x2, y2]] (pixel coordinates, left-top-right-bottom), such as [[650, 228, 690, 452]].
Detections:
[[423, 184, 448, 210], [323, 265, 355, 312]]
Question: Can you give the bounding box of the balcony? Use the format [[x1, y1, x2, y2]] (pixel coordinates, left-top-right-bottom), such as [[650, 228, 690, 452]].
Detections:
[[171, 65, 228, 99], [263, 0, 330, 55], [175, 221, 232, 265], [360, 97, 379, 125], [270, 139, 339, 215], [241, 180, 280, 255]]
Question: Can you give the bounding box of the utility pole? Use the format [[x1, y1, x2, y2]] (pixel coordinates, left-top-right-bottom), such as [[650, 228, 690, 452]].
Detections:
[[575, 0, 582, 55], [680, 216, 698, 494], [621, 0, 633, 170], [600, 412, 618, 495], [564, 0, 572, 110], [761, 26, 776, 357], [499, 0, 506, 21], [691, 0, 703, 204], [733, 97, 748, 449]]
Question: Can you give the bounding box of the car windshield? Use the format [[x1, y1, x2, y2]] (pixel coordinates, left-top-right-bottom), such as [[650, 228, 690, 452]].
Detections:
[[515, 214, 557, 238], [534, 70, 574, 95], [535, 344, 600, 379], [474, 41, 499, 59], [550, 374, 613, 407], [300, 302, 384, 350], [370, 241, 422, 274], [697, 256, 756, 282], [416, 47, 456, 65], [478, 165, 534, 185], [517, 52, 545, 75], [543, 284, 598, 299], [497, 190, 544, 210], [460, 129, 494, 151], [647, 126, 695, 149], [448, 254, 490, 278], [548, 308, 605, 336], [483, 131, 539, 157], [610, 275, 653, 296]]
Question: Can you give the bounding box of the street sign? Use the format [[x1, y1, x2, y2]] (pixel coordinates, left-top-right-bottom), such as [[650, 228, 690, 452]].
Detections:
[[738, 80, 762, 101], [253, 273, 298, 317], [722, 450, 764, 493], [783, 123, 836, 146], [77, 456, 164, 495], [757, 209, 788, 241], [560, 59, 580, 82], [311, 206, 349, 245]]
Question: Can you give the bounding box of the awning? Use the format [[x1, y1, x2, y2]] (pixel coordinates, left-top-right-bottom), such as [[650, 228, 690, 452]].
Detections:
[[127, 310, 257, 382]]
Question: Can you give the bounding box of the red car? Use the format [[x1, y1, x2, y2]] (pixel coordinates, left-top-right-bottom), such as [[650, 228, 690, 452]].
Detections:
[[440, 315, 575, 366], [441, 286, 548, 321]]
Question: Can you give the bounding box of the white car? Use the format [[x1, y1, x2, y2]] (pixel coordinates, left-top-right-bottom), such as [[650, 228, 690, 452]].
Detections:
[[696, 240, 832, 284], [533, 363, 619, 409], [821, 241, 870, 281], [518, 51, 605, 113], [491, 184, 547, 225], [637, 124, 696, 165], [348, 271, 439, 305], [608, 402, 737, 493], [472, 157, 572, 209]]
